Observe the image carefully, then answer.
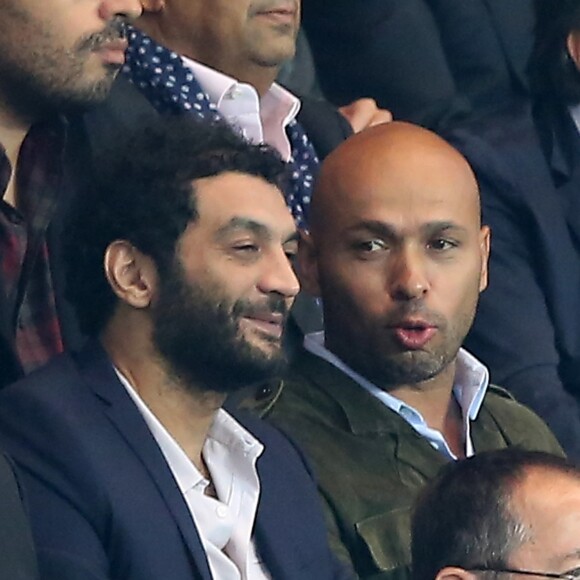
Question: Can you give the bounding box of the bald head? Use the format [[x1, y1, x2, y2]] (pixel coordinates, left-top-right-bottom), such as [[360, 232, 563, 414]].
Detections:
[[310, 122, 480, 237], [299, 121, 489, 391]]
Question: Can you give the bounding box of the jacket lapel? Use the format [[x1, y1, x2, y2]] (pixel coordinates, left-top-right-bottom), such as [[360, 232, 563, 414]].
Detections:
[[536, 102, 580, 251], [75, 342, 213, 580]]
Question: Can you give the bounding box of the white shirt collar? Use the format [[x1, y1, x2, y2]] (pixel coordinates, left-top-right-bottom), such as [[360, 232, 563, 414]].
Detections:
[[114, 368, 269, 579], [569, 103, 580, 136], [303, 331, 490, 459], [114, 367, 263, 492], [181, 56, 300, 161]]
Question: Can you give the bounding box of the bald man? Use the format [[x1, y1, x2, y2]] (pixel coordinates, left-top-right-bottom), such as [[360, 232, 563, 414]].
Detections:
[[412, 449, 580, 580], [243, 122, 563, 579]]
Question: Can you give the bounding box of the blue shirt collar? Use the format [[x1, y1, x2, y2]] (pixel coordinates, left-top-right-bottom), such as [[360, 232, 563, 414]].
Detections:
[[303, 331, 489, 460]]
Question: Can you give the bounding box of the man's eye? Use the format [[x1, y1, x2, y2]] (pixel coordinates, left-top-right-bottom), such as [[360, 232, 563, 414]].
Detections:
[[232, 243, 259, 253], [356, 239, 387, 252], [428, 238, 458, 251]]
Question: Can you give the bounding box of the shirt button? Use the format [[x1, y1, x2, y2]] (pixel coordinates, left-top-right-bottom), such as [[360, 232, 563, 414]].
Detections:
[[216, 505, 228, 518], [255, 384, 273, 401], [226, 87, 242, 99]]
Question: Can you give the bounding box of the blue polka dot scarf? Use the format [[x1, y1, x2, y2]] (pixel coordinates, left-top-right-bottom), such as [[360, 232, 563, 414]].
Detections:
[[122, 26, 319, 229]]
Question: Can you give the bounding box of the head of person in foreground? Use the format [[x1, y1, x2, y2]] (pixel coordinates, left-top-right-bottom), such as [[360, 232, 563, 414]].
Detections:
[[412, 448, 580, 580]]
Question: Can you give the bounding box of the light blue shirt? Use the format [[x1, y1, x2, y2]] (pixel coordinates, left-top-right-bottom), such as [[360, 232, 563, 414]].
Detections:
[[304, 332, 489, 460]]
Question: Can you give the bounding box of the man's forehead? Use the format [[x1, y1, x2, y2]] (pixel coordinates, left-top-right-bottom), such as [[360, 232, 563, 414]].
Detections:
[[192, 172, 295, 234], [312, 179, 480, 238], [312, 123, 479, 232]]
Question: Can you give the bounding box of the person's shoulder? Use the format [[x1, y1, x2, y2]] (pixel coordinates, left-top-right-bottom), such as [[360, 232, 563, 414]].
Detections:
[[0, 344, 107, 437], [484, 383, 540, 419], [483, 384, 564, 455], [238, 349, 345, 415], [272, 362, 351, 429], [0, 350, 78, 399], [446, 98, 536, 148]]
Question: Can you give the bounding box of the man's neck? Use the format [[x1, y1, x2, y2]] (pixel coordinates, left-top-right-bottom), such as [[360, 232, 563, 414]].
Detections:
[[102, 323, 226, 473]]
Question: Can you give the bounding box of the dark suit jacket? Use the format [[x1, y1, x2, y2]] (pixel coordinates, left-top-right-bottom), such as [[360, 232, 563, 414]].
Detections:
[[0, 342, 349, 580], [0, 454, 38, 580], [447, 98, 580, 459], [302, 0, 533, 129]]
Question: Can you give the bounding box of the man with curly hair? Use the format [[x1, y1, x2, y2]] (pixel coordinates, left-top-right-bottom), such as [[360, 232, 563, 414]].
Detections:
[[0, 118, 349, 580]]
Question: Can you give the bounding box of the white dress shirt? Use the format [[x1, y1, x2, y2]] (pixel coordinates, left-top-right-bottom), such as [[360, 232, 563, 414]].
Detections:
[[116, 369, 271, 579], [181, 56, 300, 161], [304, 332, 490, 460], [569, 103, 580, 136]]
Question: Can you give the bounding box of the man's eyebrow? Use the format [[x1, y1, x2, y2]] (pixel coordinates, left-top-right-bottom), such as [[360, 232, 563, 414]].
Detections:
[[346, 220, 398, 238], [420, 221, 469, 236], [216, 217, 272, 239], [346, 220, 468, 237], [216, 217, 298, 244]]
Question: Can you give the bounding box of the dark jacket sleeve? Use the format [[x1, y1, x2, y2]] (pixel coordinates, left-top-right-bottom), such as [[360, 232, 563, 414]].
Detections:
[[0, 454, 39, 580], [0, 393, 111, 580], [296, 96, 353, 160]]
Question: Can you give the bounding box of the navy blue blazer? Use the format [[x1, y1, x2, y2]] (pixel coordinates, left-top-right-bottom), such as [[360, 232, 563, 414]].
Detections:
[[0, 342, 349, 579], [447, 99, 580, 459]]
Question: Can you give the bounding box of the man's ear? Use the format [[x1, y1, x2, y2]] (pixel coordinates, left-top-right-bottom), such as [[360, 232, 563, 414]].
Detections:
[[567, 30, 580, 70], [479, 225, 491, 292], [296, 230, 322, 298], [139, 0, 165, 14], [104, 241, 158, 309], [436, 566, 479, 580]]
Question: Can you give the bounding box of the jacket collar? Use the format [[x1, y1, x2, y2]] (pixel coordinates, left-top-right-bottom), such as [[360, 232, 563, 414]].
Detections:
[[293, 347, 417, 437]]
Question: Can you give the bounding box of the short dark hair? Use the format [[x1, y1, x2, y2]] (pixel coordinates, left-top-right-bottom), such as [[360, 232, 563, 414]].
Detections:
[[65, 116, 288, 336], [411, 449, 579, 580], [529, 0, 580, 102]]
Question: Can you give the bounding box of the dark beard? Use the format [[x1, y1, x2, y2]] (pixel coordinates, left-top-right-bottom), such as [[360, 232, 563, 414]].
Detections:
[[0, 16, 126, 121], [151, 262, 289, 394]]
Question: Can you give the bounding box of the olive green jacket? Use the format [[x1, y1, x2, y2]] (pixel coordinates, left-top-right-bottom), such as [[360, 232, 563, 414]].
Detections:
[[245, 348, 564, 580]]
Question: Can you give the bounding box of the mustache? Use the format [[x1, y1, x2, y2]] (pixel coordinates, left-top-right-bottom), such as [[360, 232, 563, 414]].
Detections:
[[382, 303, 446, 328], [233, 295, 290, 320], [76, 16, 127, 53]]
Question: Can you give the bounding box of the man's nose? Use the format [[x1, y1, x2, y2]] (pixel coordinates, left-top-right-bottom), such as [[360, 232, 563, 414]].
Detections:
[[258, 248, 301, 299], [99, 0, 143, 23], [388, 246, 429, 301]]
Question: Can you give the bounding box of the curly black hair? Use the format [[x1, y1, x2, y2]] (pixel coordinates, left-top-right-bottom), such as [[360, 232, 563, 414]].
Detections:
[[65, 116, 288, 337], [529, 0, 580, 103]]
